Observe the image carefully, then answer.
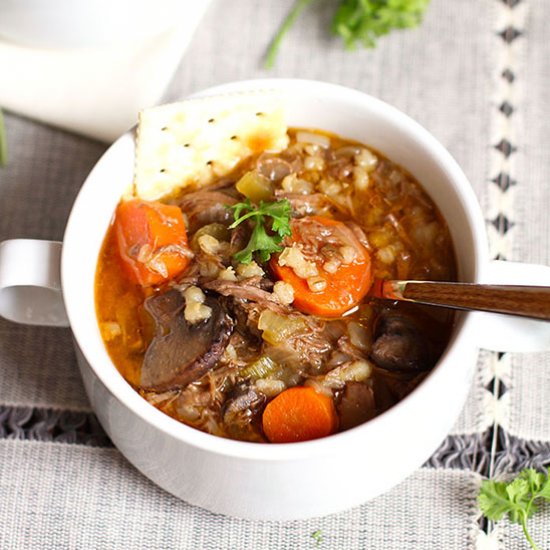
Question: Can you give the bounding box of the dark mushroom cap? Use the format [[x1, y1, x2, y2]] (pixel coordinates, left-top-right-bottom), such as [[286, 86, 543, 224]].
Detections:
[[141, 290, 234, 391]]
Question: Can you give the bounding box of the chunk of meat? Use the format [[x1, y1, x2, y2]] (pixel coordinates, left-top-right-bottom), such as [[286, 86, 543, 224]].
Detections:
[[202, 278, 289, 314], [179, 190, 237, 232], [370, 311, 432, 372], [337, 382, 376, 430], [275, 191, 343, 217], [141, 289, 234, 391], [222, 382, 266, 441]]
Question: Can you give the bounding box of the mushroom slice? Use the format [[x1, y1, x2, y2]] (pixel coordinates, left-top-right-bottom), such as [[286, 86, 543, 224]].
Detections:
[[369, 310, 432, 373], [141, 289, 234, 391]]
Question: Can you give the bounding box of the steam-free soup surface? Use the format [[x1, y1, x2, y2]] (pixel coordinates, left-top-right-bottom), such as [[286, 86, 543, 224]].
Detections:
[[95, 129, 456, 443]]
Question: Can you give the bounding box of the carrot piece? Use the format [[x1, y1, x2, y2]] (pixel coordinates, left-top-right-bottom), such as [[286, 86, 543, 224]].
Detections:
[[114, 199, 190, 286], [270, 216, 372, 317], [262, 386, 338, 443]]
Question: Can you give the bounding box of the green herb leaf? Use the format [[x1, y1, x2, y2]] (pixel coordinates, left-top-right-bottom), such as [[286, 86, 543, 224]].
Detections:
[[478, 467, 550, 550], [229, 199, 292, 264], [332, 0, 431, 50], [0, 108, 7, 168], [265, 0, 431, 68], [311, 529, 323, 547]]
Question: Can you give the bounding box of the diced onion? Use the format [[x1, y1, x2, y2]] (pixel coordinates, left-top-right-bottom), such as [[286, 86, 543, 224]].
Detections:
[[255, 378, 286, 397], [296, 131, 331, 149], [258, 310, 306, 345]]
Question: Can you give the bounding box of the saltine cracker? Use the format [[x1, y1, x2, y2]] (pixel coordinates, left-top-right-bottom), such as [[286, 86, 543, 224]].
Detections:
[[132, 92, 289, 201]]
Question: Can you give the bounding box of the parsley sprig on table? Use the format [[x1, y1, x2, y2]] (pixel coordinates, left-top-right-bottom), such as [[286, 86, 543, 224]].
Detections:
[[265, 0, 431, 68], [478, 467, 550, 550], [229, 198, 292, 264]]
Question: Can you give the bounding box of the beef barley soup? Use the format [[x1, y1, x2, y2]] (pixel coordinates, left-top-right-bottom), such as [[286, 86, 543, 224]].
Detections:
[[95, 128, 456, 443]]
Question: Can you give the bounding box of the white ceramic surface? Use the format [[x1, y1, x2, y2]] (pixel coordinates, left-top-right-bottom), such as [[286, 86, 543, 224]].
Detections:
[[0, 0, 204, 49], [2, 80, 550, 520]]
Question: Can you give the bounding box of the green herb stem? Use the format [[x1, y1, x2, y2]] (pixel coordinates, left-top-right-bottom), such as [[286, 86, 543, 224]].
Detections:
[[478, 468, 550, 550], [264, 0, 316, 69], [520, 511, 540, 550]]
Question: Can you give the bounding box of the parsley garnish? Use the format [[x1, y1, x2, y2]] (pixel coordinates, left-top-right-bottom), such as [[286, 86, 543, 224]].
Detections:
[[229, 198, 292, 264], [265, 0, 431, 68], [478, 467, 550, 550], [311, 529, 323, 547], [333, 0, 431, 49], [0, 108, 7, 167]]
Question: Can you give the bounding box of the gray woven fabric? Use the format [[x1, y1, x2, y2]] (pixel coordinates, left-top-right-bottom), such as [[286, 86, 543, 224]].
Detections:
[[0, 440, 481, 550], [1, 0, 550, 548]]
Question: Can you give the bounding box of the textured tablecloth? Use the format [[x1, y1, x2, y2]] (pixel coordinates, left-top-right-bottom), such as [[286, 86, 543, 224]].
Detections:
[[1, 0, 549, 548]]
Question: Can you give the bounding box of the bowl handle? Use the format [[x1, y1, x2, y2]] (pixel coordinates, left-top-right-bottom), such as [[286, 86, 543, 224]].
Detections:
[[0, 239, 69, 327], [471, 260, 550, 352]]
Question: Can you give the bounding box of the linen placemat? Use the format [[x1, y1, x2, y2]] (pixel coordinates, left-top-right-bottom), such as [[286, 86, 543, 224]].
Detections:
[[1, 0, 549, 548]]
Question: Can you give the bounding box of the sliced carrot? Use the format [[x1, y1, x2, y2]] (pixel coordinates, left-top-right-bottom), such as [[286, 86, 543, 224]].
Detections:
[[262, 386, 338, 443], [270, 215, 372, 317], [115, 199, 190, 286]]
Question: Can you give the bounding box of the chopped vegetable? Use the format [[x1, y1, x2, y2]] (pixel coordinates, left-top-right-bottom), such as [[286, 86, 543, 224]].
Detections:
[[115, 199, 191, 286], [271, 216, 372, 317], [478, 467, 550, 550], [229, 198, 292, 263], [265, 0, 431, 68], [240, 355, 278, 379], [0, 108, 7, 167], [262, 386, 338, 443], [236, 170, 274, 202], [258, 309, 306, 345]]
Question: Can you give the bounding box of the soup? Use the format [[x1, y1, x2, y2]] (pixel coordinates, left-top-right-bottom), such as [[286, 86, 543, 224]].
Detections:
[[95, 128, 456, 443]]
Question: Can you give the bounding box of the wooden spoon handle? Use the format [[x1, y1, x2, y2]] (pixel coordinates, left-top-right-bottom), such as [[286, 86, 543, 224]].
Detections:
[[376, 280, 550, 321]]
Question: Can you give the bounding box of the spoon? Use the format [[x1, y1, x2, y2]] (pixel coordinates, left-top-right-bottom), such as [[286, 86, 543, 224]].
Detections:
[[370, 279, 550, 321]]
